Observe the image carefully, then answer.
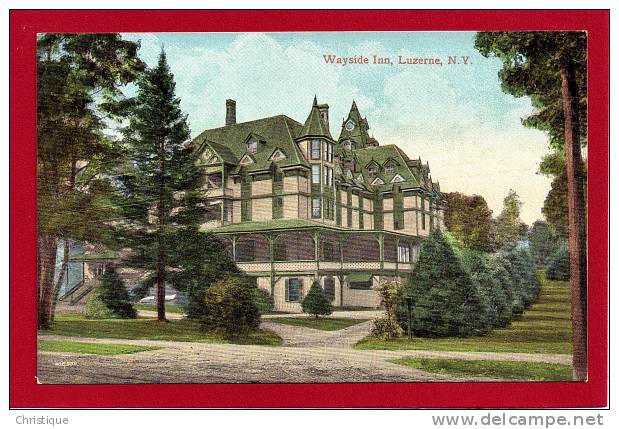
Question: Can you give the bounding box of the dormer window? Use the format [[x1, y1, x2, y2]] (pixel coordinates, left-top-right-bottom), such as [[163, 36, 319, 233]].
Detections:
[[342, 140, 353, 151], [391, 174, 405, 183], [247, 139, 258, 155], [385, 165, 395, 175], [311, 139, 321, 160], [368, 165, 378, 178]]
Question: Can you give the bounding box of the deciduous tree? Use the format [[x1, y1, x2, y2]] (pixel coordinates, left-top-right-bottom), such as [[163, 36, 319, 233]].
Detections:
[[37, 34, 143, 329]]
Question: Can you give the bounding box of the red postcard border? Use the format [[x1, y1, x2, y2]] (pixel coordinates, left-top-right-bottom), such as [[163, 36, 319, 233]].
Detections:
[[9, 9, 609, 409]]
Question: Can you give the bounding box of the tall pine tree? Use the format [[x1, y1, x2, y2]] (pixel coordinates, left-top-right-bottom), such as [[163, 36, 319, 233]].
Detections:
[[475, 31, 588, 381], [119, 50, 204, 322]]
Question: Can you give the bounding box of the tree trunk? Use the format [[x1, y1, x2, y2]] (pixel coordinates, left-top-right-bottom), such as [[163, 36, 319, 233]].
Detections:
[[560, 61, 588, 381], [49, 239, 70, 324], [157, 137, 167, 322], [37, 235, 58, 330]]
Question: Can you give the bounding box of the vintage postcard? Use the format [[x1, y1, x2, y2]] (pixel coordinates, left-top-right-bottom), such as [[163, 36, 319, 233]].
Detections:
[[10, 10, 609, 409]]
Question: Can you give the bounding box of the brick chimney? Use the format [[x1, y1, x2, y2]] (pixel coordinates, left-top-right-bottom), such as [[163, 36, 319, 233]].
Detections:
[[318, 103, 329, 129], [225, 99, 236, 126]]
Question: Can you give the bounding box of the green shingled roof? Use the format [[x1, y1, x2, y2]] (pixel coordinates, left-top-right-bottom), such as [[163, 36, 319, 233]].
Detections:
[[193, 115, 308, 174], [351, 145, 422, 192], [297, 96, 333, 140]]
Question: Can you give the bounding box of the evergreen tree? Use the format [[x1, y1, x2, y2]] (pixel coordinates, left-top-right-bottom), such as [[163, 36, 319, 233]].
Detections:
[[528, 220, 561, 268], [546, 244, 570, 281], [166, 230, 239, 319], [119, 50, 204, 322], [302, 281, 332, 319], [36, 34, 144, 329], [99, 267, 136, 319], [402, 231, 486, 338]]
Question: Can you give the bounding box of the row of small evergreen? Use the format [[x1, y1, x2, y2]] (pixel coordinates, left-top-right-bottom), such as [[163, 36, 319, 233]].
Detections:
[[393, 230, 542, 338]]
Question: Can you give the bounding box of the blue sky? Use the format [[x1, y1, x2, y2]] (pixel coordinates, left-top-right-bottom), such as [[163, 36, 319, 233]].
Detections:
[[122, 32, 552, 224]]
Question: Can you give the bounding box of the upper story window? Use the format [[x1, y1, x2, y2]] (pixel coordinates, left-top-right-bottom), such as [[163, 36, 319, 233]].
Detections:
[[323, 143, 333, 162], [323, 167, 333, 187], [311, 139, 321, 160], [312, 197, 321, 218], [247, 139, 258, 154], [342, 140, 353, 151], [368, 165, 379, 178], [385, 165, 395, 175], [312, 165, 321, 184]]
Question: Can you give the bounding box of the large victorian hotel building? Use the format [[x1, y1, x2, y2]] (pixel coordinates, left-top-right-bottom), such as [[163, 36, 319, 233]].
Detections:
[[195, 97, 445, 312]]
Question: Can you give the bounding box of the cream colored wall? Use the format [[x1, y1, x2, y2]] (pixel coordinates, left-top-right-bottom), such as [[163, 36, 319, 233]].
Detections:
[[230, 179, 241, 198], [404, 195, 417, 209], [383, 212, 394, 232], [252, 178, 272, 196], [299, 175, 309, 193], [283, 175, 298, 193], [383, 198, 394, 211], [298, 140, 309, 161], [298, 195, 309, 219], [363, 213, 373, 230], [363, 197, 373, 212], [342, 276, 381, 308], [251, 198, 272, 221], [340, 191, 347, 205], [283, 194, 298, 219], [418, 212, 429, 237], [404, 211, 418, 236], [351, 208, 359, 229], [232, 200, 241, 224]]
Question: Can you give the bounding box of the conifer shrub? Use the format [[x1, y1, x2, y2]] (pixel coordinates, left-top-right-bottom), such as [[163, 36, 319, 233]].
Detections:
[[546, 244, 570, 281], [201, 275, 260, 338], [371, 280, 404, 339], [302, 281, 333, 318], [252, 287, 275, 314], [99, 267, 137, 319], [399, 231, 487, 338], [84, 289, 116, 319], [499, 246, 541, 316]]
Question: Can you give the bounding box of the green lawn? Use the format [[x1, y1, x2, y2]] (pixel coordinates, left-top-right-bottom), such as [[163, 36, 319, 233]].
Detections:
[[270, 317, 368, 331], [355, 276, 572, 355], [390, 357, 573, 381], [134, 303, 185, 314], [42, 313, 282, 346], [39, 339, 161, 355]]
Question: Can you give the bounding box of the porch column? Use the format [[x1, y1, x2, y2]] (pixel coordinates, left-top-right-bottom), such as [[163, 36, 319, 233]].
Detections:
[[267, 234, 275, 296], [313, 231, 320, 280], [378, 232, 384, 272], [395, 237, 400, 276], [339, 234, 345, 308], [231, 235, 238, 262]]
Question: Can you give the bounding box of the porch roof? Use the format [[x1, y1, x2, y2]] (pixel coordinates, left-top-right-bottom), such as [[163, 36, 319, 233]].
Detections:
[[204, 219, 420, 239]]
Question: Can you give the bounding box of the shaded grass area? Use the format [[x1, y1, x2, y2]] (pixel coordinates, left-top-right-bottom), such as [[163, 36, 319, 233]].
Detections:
[[355, 277, 572, 355], [134, 304, 185, 314], [270, 317, 368, 331], [42, 313, 282, 346], [38, 339, 161, 355], [390, 357, 573, 381]]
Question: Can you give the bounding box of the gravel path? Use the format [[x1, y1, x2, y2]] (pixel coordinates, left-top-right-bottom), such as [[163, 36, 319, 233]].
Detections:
[[38, 310, 570, 384]]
